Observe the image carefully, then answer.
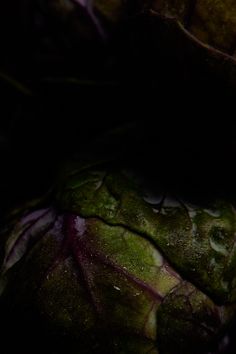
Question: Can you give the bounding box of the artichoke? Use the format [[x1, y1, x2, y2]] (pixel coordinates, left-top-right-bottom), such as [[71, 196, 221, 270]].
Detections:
[[1, 160, 236, 353]]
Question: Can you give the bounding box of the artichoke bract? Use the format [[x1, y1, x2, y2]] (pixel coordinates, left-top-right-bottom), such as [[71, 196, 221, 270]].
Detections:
[[1, 161, 236, 353], [148, 0, 236, 88]]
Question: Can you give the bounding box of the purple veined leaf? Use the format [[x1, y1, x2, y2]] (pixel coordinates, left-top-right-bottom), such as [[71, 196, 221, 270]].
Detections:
[[1, 164, 236, 353], [72, 0, 107, 40], [1, 208, 57, 275], [36, 212, 183, 346], [44, 214, 176, 303]]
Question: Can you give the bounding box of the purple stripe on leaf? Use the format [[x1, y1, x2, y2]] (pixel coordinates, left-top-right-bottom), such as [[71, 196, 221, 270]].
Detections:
[[72, 0, 107, 40], [1, 208, 57, 274]]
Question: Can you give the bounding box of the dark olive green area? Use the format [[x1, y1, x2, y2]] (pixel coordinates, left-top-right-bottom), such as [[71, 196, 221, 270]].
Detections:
[[152, 0, 236, 54], [189, 0, 236, 54], [57, 165, 236, 303], [156, 282, 229, 354], [94, 0, 125, 24], [152, 0, 193, 23]]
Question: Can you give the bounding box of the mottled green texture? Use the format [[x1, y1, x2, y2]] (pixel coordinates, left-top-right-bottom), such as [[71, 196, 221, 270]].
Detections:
[[189, 0, 236, 54], [156, 202, 236, 303], [57, 165, 236, 303], [57, 169, 158, 234]]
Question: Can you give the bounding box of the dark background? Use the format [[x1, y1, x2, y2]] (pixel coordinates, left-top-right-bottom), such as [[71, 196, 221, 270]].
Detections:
[[0, 3, 236, 211]]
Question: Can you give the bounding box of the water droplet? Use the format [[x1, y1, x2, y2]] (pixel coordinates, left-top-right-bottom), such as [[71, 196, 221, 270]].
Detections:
[[152, 208, 159, 214], [113, 285, 121, 291], [133, 292, 140, 297], [160, 208, 167, 215], [221, 280, 229, 290], [210, 238, 229, 256], [94, 180, 103, 190], [203, 209, 221, 218], [192, 223, 198, 237], [143, 193, 163, 205], [75, 216, 86, 236], [163, 197, 181, 208], [209, 257, 217, 268], [188, 210, 197, 219]]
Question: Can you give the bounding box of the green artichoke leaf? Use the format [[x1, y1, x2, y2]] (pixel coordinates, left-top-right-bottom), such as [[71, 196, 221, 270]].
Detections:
[[156, 281, 234, 354], [56, 164, 236, 303], [0, 207, 179, 352]]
